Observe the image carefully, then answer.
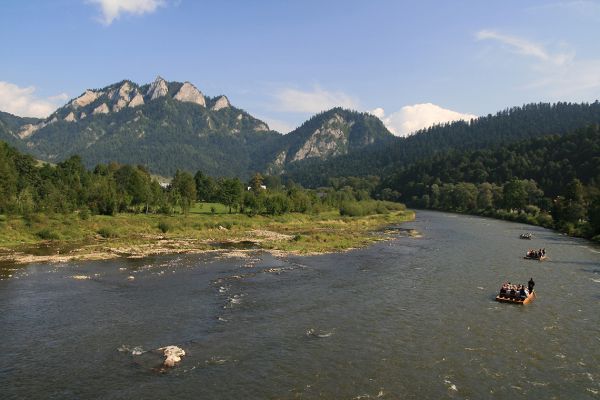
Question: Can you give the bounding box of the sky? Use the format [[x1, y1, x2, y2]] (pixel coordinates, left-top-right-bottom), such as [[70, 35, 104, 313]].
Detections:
[[1, 0, 600, 135]]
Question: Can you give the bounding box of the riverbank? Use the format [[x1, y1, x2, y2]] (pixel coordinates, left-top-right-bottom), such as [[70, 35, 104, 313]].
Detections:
[[0, 209, 415, 264]]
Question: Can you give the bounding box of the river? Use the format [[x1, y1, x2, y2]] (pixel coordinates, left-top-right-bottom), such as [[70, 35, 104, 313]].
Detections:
[[0, 210, 599, 399]]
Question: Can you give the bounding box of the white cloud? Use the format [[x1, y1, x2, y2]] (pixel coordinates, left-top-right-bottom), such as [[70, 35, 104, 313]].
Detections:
[[476, 30, 573, 65], [476, 29, 600, 99], [371, 103, 477, 137], [88, 0, 165, 25], [274, 86, 359, 113], [0, 81, 66, 118]]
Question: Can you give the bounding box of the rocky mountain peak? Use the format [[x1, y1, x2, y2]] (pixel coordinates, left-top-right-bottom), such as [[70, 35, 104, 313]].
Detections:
[[128, 90, 145, 108], [174, 82, 206, 107], [212, 95, 230, 111], [147, 76, 169, 100], [70, 90, 103, 109], [111, 82, 134, 112]]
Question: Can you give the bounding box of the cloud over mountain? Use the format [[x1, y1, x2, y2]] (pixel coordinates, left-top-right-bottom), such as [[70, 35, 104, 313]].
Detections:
[[0, 81, 67, 118], [371, 103, 477, 137]]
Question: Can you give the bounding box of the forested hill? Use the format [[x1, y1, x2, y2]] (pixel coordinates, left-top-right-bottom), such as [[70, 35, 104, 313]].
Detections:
[[373, 124, 600, 239], [383, 123, 600, 200], [264, 108, 394, 174], [284, 101, 600, 187]]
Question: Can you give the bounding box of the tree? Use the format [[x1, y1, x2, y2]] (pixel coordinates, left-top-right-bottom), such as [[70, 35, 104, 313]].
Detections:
[[171, 170, 197, 214], [477, 182, 494, 210], [218, 178, 243, 213], [194, 170, 217, 202], [249, 173, 264, 193], [503, 179, 527, 211]]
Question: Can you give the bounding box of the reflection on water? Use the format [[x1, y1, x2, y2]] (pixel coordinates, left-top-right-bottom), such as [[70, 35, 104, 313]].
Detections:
[[0, 210, 599, 399]]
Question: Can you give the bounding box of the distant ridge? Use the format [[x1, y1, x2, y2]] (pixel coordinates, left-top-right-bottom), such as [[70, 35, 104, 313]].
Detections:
[[0, 78, 394, 178]]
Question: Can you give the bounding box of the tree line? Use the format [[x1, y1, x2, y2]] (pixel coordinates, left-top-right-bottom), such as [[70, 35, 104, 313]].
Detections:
[[0, 140, 399, 219]]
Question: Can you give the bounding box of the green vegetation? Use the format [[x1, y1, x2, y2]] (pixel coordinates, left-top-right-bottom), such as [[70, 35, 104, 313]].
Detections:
[[0, 207, 414, 259], [285, 102, 600, 187], [376, 125, 600, 240], [0, 141, 412, 259]]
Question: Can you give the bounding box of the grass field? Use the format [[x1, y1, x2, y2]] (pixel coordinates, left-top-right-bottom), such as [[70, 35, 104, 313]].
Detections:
[[0, 202, 415, 262]]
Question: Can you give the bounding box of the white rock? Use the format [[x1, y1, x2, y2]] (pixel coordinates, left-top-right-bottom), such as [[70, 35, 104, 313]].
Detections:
[[158, 345, 185, 367], [211, 95, 230, 111], [113, 98, 128, 112], [92, 103, 110, 115], [64, 112, 76, 122], [291, 113, 349, 161], [80, 112, 87, 119], [17, 116, 57, 139], [254, 123, 269, 131], [116, 82, 132, 100], [71, 90, 103, 109], [128, 92, 145, 108], [173, 82, 206, 106], [18, 123, 41, 139], [147, 76, 169, 100], [112, 82, 133, 112]]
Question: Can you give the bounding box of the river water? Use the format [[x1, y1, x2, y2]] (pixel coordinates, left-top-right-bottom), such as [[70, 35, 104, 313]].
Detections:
[[0, 211, 599, 399]]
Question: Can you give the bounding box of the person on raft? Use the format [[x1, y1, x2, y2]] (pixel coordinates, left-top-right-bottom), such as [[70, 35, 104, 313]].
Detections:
[[528, 277, 535, 293]]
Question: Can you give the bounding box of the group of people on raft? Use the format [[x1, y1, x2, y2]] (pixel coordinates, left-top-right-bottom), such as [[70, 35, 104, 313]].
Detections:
[[499, 278, 535, 298], [526, 248, 546, 258]]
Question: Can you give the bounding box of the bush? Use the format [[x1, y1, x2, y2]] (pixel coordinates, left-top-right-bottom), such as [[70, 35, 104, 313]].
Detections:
[[79, 208, 91, 220], [159, 205, 172, 215], [97, 227, 118, 238], [339, 202, 366, 217], [36, 229, 60, 240], [158, 221, 171, 233]]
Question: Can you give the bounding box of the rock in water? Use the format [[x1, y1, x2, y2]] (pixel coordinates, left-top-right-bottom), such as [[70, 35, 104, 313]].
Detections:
[[158, 345, 185, 367]]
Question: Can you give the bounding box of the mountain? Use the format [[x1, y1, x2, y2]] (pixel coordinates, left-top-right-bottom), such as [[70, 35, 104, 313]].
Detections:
[[5, 77, 392, 178], [284, 102, 600, 187], [265, 108, 394, 174], [11, 77, 281, 177], [0, 111, 42, 146]]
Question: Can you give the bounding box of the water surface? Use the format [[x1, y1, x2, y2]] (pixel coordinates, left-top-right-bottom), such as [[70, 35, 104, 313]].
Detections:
[[1, 211, 599, 399]]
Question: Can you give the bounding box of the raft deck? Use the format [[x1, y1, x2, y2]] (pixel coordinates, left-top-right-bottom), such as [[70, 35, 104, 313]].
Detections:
[[524, 255, 547, 261], [495, 290, 536, 304]]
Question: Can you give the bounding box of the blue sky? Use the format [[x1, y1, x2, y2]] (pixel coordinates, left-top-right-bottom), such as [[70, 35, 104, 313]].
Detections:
[[1, 0, 600, 134]]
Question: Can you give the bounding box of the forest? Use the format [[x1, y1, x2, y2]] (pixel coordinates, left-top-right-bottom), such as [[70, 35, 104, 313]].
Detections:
[[374, 124, 600, 240]]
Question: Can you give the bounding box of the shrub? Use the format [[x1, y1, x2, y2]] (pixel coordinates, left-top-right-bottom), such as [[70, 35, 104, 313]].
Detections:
[[36, 229, 60, 240], [158, 221, 171, 233], [79, 208, 91, 220], [339, 202, 365, 217], [97, 227, 118, 238]]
